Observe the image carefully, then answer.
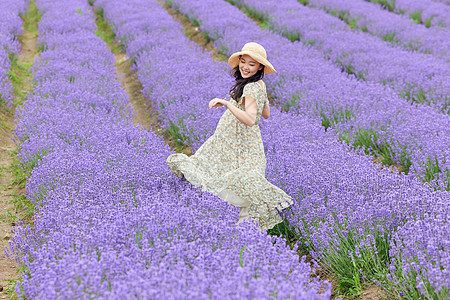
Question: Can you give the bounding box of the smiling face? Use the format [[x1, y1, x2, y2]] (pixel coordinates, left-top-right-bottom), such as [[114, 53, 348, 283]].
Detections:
[[239, 54, 263, 78]]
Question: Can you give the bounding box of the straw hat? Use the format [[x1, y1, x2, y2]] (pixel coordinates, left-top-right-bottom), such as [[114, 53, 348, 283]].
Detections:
[[228, 42, 276, 74]]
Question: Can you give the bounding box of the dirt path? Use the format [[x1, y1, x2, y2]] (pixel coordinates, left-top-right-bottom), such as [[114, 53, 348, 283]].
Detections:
[[92, 6, 192, 155], [0, 113, 20, 298], [114, 45, 193, 155], [0, 1, 39, 298]]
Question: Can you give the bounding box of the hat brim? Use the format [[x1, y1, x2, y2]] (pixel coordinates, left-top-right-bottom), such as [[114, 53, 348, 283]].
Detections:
[[228, 51, 276, 74]]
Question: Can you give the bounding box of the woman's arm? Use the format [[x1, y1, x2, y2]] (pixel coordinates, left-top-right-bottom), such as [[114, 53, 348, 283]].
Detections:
[[262, 103, 270, 119], [209, 97, 257, 127]]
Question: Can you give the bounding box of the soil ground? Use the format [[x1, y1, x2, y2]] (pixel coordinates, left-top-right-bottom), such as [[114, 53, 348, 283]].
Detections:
[[113, 52, 193, 155], [0, 4, 38, 298], [0, 112, 20, 298], [92, 4, 193, 155]]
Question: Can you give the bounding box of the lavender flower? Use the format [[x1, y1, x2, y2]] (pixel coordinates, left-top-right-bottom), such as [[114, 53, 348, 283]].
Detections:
[[0, 0, 28, 108], [306, 0, 450, 59], [364, 0, 450, 29], [168, 0, 450, 191], [94, 0, 450, 297], [8, 0, 330, 298]]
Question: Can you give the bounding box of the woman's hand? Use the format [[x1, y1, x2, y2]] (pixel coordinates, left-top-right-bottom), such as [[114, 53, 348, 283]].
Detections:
[[209, 98, 228, 109]]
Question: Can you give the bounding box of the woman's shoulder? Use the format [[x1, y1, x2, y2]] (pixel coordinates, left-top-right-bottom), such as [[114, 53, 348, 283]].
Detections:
[[257, 80, 266, 92], [244, 80, 265, 92]]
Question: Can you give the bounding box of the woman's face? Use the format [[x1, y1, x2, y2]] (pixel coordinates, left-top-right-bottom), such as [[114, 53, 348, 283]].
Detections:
[[239, 54, 263, 78]]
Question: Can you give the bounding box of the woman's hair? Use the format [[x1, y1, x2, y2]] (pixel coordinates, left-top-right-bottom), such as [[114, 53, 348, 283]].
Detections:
[[229, 63, 265, 101]]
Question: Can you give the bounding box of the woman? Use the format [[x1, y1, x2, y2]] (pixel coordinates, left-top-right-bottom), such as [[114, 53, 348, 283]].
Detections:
[[167, 42, 293, 231]]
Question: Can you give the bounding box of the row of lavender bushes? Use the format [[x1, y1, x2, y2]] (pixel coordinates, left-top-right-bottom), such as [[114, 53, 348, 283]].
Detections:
[[7, 0, 330, 298], [0, 0, 28, 108], [302, 0, 450, 59], [231, 0, 450, 114], [165, 0, 450, 192], [433, 0, 450, 4], [363, 0, 450, 28], [96, 0, 449, 298]]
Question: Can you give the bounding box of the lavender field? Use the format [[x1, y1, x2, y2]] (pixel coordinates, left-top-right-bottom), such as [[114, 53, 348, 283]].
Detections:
[[2, 0, 449, 299]]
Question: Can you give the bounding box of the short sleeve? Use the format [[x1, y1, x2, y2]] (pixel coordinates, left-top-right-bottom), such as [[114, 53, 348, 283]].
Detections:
[[242, 82, 259, 100], [242, 82, 265, 118]]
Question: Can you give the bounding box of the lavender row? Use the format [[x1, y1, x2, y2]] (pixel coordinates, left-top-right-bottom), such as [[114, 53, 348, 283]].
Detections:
[[167, 0, 450, 190], [8, 0, 328, 298], [0, 0, 28, 108], [233, 0, 450, 113], [364, 0, 450, 28], [96, 0, 450, 297], [305, 0, 450, 59], [432, 0, 450, 4]]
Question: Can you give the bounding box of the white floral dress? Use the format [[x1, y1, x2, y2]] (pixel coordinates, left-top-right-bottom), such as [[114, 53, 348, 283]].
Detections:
[[167, 81, 293, 230]]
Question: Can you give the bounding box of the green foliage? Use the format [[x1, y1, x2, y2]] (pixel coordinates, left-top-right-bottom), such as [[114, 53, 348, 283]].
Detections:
[[387, 246, 450, 299], [373, 0, 396, 12], [267, 216, 297, 249], [282, 29, 301, 42], [307, 39, 317, 46], [326, 227, 391, 297], [164, 119, 190, 147], [297, 0, 310, 5], [189, 16, 201, 27], [282, 98, 298, 112], [6, 2, 40, 127], [7, 49, 34, 106], [21, 0, 42, 34], [399, 84, 428, 106], [37, 42, 46, 52], [382, 32, 397, 42], [270, 204, 393, 296], [327, 9, 351, 23], [424, 16, 434, 28], [239, 246, 246, 267], [335, 53, 366, 81], [409, 10, 423, 24], [95, 6, 104, 18], [6, 153, 35, 223], [407, 39, 421, 51], [441, 96, 450, 115], [243, 4, 268, 24], [347, 17, 361, 30], [322, 8, 370, 34], [9, 151, 28, 189], [351, 128, 390, 160], [135, 230, 144, 249], [320, 106, 354, 131], [419, 156, 450, 191], [1, 1, 40, 237], [258, 22, 269, 30], [345, 126, 412, 174], [1, 278, 20, 299], [227, 1, 271, 31], [22, 149, 48, 177], [92, 5, 123, 54], [200, 31, 212, 43]]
